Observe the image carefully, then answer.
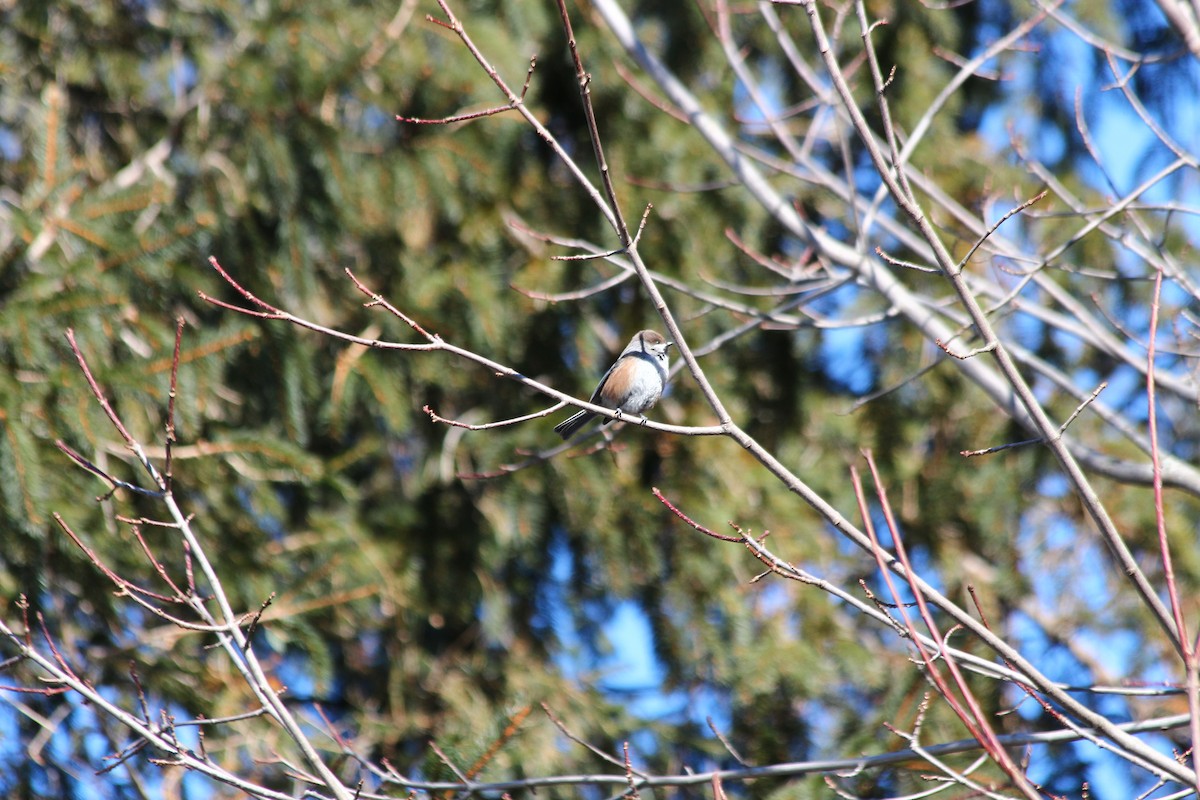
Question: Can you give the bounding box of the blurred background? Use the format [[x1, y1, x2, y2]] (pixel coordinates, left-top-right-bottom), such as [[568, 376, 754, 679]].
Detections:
[[2, 0, 1200, 796]]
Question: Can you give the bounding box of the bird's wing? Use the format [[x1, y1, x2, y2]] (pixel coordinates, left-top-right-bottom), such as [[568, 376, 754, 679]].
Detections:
[[587, 361, 618, 404]]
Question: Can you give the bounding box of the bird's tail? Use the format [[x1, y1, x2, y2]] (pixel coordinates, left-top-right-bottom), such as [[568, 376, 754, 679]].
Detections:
[[554, 410, 594, 439]]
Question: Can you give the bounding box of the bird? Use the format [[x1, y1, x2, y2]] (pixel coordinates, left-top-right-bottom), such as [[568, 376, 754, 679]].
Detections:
[[554, 330, 673, 439]]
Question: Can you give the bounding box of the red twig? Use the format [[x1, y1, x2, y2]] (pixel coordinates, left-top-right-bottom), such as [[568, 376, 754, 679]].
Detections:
[[622, 741, 642, 799], [852, 456, 1040, 797], [53, 514, 134, 593], [198, 257, 285, 317], [65, 332, 137, 457], [1146, 267, 1199, 790], [652, 488, 740, 541], [127, 523, 189, 600], [397, 55, 537, 124], [344, 268, 435, 339], [165, 317, 184, 491], [55, 441, 160, 499]]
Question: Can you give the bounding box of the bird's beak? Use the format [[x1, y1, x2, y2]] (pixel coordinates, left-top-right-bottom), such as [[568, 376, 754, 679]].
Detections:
[[667, 341, 675, 349]]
